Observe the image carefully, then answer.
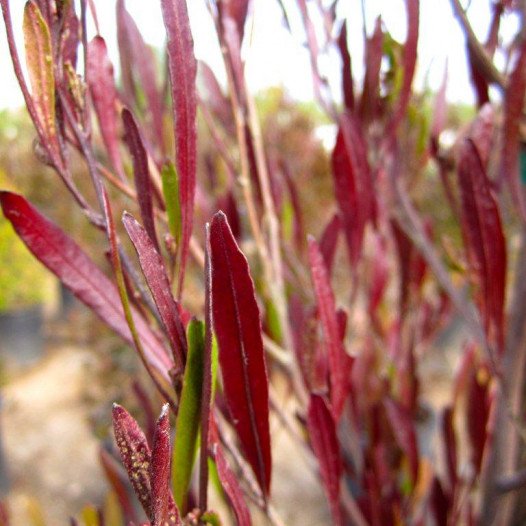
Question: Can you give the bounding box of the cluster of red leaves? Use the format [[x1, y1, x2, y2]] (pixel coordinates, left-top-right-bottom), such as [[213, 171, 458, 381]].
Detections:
[[0, 0, 524, 524]]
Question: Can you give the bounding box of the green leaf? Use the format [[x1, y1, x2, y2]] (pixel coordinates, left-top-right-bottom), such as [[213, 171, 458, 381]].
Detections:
[[201, 510, 222, 526], [23, 1, 56, 143], [172, 319, 205, 512], [161, 161, 182, 246]]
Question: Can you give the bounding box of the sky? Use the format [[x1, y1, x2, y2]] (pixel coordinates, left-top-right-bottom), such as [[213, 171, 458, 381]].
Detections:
[[0, 0, 520, 111]]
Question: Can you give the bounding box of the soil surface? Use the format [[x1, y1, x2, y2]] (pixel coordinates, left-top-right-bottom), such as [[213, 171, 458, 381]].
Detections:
[[0, 342, 328, 525]]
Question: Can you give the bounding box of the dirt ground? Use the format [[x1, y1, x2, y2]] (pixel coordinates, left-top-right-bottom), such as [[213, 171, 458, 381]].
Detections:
[[0, 339, 328, 525]]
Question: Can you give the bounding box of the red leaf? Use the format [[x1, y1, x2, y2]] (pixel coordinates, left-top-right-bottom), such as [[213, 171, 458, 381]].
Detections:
[[150, 404, 172, 526], [332, 116, 372, 266], [468, 45, 490, 108], [308, 237, 348, 420], [198, 61, 232, 128], [0, 192, 172, 378], [122, 109, 159, 252], [467, 365, 491, 473], [469, 104, 495, 169], [209, 211, 272, 498], [359, 17, 383, 122], [457, 140, 506, 351], [386, 0, 419, 138], [430, 64, 448, 157], [337, 21, 354, 112], [116, 0, 165, 154], [306, 394, 343, 526], [123, 212, 187, 368], [161, 0, 197, 297], [289, 297, 324, 392], [219, 0, 249, 43], [199, 224, 214, 510], [112, 404, 153, 517], [319, 213, 341, 276], [99, 448, 137, 523], [87, 36, 125, 181], [442, 406, 457, 490], [502, 38, 526, 218], [384, 398, 419, 485], [213, 442, 252, 526], [61, 3, 79, 69]]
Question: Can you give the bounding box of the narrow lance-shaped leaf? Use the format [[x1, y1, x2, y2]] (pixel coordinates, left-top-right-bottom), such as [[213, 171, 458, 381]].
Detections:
[[212, 433, 252, 526], [199, 224, 214, 510], [209, 211, 272, 498], [386, 0, 419, 139], [337, 20, 354, 112], [112, 404, 153, 517], [161, 162, 182, 246], [319, 213, 341, 276], [359, 17, 383, 122], [332, 116, 372, 267], [102, 186, 179, 404], [116, 0, 165, 153], [123, 212, 187, 367], [161, 0, 197, 297], [122, 109, 159, 252], [457, 140, 506, 351], [0, 192, 172, 378], [87, 36, 125, 181], [384, 398, 419, 485], [430, 64, 448, 157], [308, 236, 348, 420], [502, 38, 526, 219], [99, 448, 137, 524], [23, 1, 60, 161], [150, 404, 172, 526], [172, 319, 205, 512], [306, 394, 343, 526]]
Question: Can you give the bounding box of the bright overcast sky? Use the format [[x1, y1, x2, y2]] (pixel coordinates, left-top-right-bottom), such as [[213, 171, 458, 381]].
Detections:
[[0, 0, 520, 110]]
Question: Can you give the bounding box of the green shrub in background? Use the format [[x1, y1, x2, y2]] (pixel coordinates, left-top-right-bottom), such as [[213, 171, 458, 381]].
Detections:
[[0, 170, 51, 312]]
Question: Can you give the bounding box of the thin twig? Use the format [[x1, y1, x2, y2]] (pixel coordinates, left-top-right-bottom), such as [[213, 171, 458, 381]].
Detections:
[[449, 0, 506, 89]]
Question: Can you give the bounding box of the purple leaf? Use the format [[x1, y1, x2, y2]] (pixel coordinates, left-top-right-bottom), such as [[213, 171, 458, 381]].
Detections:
[[150, 404, 172, 526], [384, 398, 419, 485], [319, 213, 341, 276], [467, 364, 490, 473], [442, 406, 457, 490], [306, 394, 343, 526], [502, 38, 526, 218], [214, 441, 252, 526], [359, 17, 383, 122], [116, 0, 165, 153], [337, 21, 354, 112], [308, 237, 348, 420], [61, 2, 80, 69], [87, 36, 125, 181], [161, 0, 197, 297], [209, 211, 272, 498], [332, 115, 372, 267], [219, 0, 249, 43], [123, 212, 187, 368], [457, 140, 506, 351], [199, 224, 214, 510], [386, 0, 419, 138], [99, 448, 137, 523], [430, 65, 448, 157], [112, 404, 153, 517], [122, 109, 159, 252], [0, 191, 172, 378]]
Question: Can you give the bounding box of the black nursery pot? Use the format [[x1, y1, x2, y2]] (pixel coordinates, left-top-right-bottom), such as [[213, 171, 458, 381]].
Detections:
[[0, 304, 44, 365]]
